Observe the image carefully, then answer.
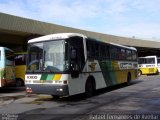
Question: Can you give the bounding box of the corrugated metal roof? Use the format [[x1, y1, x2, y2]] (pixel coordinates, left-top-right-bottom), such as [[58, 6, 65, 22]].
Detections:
[[0, 12, 160, 48]]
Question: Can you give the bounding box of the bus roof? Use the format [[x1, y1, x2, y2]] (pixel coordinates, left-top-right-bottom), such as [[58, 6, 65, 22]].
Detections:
[[88, 38, 137, 51], [28, 33, 87, 43], [108, 42, 137, 51], [28, 33, 136, 51], [139, 56, 157, 58]]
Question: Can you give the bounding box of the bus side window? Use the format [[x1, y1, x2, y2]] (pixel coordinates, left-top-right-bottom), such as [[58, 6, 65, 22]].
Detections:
[[132, 51, 137, 61], [120, 48, 126, 60], [5, 50, 14, 61], [106, 46, 109, 58], [86, 40, 95, 58], [95, 43, 99, 58], [117, 48, 122, 60], [147, 58, 155, 64], [110, 46, 118, 59], [126, 50, 132, 60], [100, 44, 106, 58], [86, 40, 91, 57], [157, 58, 160, 64]]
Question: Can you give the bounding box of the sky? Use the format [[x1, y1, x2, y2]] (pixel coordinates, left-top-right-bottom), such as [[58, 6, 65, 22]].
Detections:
[[0, 0, 160, 40]]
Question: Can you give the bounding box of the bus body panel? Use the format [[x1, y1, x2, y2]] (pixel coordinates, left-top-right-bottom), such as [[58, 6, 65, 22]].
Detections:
[[15, 52, 27, 82], [26, 74, 70, 96], [98, 60, 137, 86], [15, 65, 26, 81], [25, 60, 138, 96], [140, 66, 158, 75]]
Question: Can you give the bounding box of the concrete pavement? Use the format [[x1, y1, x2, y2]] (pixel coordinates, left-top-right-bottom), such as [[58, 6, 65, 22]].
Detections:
[[0, 76, 160, 120]]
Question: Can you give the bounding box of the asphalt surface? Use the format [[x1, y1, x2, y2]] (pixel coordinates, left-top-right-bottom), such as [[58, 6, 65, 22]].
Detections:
[[0, 75, 160, 120]]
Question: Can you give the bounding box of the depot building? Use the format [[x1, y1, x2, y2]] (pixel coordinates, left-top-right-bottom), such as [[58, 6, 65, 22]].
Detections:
[[0, 12, 160, 56]]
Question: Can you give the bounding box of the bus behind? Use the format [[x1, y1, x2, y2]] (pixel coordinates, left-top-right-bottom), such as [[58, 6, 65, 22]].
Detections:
[[0, 47, 15, 87]]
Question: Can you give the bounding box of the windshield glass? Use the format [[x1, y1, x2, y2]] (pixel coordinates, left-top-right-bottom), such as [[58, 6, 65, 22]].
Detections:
[[138, 58, 155, 64], [158, 58, 160, 64], [27, 40, 68, 72], [138, 58, 145, 64]]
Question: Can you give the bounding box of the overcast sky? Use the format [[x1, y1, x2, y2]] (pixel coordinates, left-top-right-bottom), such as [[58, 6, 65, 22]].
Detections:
[[0, 0, 160, 40]]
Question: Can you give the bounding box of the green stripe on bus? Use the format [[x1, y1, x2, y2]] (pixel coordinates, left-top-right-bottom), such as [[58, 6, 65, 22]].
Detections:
[[99, 60, 117, 86], [46, 74, 54, 80], [41, 74, 48, 80]]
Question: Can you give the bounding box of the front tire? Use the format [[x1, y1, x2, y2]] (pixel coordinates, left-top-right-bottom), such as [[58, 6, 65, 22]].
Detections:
[[16, 78, 24, 87], [52, 95, 60, 99]]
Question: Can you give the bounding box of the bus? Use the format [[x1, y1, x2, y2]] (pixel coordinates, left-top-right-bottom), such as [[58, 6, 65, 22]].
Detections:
[[25, 33, 138, 97], [138, 56, 159, 76], [0, 47, 15, 87], [157, 57, 160, 72], [15, 52, 27, 86]]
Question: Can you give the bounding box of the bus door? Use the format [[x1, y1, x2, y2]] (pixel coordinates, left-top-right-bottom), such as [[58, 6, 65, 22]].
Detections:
[[67, 36, 86, 94], [68, 36, 85, 77]]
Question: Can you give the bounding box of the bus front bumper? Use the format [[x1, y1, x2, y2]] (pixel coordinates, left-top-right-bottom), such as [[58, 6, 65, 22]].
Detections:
[[25, 84, 69, 96]]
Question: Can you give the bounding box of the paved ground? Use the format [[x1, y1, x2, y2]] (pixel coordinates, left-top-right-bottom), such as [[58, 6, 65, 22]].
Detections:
[[0, 75, 160, 120]]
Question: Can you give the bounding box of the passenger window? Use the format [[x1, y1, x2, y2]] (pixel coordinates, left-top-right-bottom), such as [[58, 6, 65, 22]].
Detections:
[[95, 43, 99, 57], [100, 45, 106, 58], [87, 40, 96, 58], [126, 50, 132, 60], [111, 46, 118, 59], [5, 50, 14, 61], [132, 51, 137, 61], [120, 48, 126, 60]]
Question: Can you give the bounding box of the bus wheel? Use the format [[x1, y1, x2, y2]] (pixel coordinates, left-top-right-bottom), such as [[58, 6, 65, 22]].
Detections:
[[138, 70, 142, 76], [85, 79, 95, 98], [155, 70, 159, 75], [52, 95, 60, 99], [127, 73, 131, 85], [16, 78, 24, 87]]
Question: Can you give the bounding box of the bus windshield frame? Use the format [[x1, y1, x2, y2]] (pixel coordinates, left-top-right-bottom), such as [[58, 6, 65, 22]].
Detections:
[[27, 39, 69, 73]]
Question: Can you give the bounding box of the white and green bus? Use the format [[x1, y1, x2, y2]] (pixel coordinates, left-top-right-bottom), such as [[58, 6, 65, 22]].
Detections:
[[0, 47, 15, 87], [25, 33, 138, 97]]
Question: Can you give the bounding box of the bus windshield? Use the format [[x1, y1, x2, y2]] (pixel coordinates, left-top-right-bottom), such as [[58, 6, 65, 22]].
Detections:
[[138, 58, 155, 64], [27, 40, 68, 72]]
